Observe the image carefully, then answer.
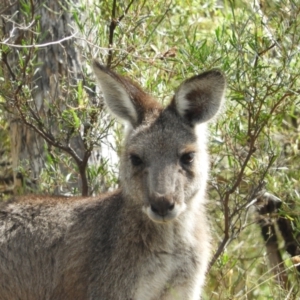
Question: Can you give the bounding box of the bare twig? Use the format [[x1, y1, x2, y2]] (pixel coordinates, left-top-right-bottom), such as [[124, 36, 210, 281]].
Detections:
[[107, 0, 135, 67], [0, 32, 78, 48], [0, 1, 17, 15]]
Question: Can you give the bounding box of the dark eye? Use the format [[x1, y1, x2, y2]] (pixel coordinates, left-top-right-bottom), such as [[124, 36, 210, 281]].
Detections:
[[180, 152, 195, 165], [130, 154, 143, 166]]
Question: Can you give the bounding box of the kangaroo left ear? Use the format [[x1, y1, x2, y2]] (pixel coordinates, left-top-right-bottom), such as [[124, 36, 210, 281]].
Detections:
[[92, 60, 161, 127], [173, 70, 226, 125]]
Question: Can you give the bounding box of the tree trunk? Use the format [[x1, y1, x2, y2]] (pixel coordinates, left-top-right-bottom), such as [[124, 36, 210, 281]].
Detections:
[[1, 0, 83, 194]]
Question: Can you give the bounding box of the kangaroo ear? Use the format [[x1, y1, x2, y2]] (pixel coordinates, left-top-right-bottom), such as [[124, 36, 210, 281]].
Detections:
[[173, 70, 226, 125], [92, 60, 161, 127]]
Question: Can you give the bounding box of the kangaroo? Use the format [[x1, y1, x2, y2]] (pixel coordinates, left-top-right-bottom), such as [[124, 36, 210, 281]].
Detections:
[[0, 60, 225, 300]]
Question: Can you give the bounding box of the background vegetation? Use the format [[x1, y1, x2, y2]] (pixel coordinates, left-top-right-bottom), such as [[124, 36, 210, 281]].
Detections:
[[0, 0, 299, 299]]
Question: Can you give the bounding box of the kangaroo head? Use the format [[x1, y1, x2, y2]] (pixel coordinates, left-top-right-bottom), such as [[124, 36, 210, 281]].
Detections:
[[93, 61, 225, 223]]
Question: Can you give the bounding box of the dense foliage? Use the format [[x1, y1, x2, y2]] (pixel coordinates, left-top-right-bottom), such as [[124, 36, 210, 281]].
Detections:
[[0, 0, 299, 298]]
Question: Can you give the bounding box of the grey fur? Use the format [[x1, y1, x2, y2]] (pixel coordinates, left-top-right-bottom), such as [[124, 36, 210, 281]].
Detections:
[[0, 61, 226, 300]]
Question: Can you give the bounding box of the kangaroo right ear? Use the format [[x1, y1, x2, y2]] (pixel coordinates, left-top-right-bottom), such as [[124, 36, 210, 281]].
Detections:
[[173, 70, 226, 125], [92, 60, 161, 127]]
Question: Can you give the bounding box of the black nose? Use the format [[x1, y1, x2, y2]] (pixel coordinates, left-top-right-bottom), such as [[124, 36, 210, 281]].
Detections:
[[151, 199, 175, 216]]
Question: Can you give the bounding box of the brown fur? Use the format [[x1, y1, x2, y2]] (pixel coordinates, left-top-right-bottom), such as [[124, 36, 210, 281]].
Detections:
[[0, 62, 226, 300]]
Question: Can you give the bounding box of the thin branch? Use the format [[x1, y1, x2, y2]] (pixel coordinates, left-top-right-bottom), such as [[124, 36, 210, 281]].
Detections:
[[107, 0, 135, 67], [144, 3, 172, 45], [1, 52, 16, 80], [119, 0, 135, 22], [0, 1, 17, 14], [0, 32, 78, 48], [14, 96, 83, 166], [209, 87, 298, 269], [107, 0, 118, 67]]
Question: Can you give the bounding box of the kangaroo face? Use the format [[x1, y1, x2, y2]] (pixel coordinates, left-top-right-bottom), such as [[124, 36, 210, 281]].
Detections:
[[121, 109, 203, 223], [92, 61, 225, 223]]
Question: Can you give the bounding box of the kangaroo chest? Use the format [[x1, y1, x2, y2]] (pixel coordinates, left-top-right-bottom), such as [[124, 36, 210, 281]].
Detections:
[[133, 245, 199, 300], [119, 221, 200, 300]]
